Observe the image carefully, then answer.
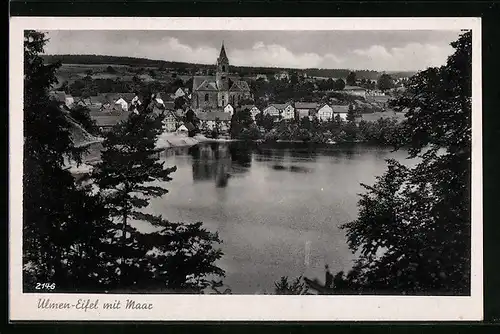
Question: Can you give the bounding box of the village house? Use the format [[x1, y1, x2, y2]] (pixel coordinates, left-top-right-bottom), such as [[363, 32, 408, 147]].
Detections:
[[331, 105, 349, 121], [163, 110, 181, 132], [224, 103, 234, 115], [90, 110, 131, 133], [263, 103, 294, 120], [342, 85, 367, 98], [196, 111, 232, 133], [240, 104, 261, 120], [316, 103, 334, 122], [295, 102, 319, 120], [274, 71, 290, 81]]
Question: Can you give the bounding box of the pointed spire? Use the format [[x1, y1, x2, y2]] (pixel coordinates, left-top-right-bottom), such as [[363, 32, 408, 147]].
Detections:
[[219, 41, 228, 62]]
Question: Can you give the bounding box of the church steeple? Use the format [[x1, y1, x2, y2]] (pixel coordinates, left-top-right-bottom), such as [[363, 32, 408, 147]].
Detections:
[[218, 41, 228, 63], [216, 41, 230, 90]]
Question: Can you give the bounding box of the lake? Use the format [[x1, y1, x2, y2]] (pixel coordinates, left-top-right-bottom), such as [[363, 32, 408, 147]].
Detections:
[[145, 142, 411, 294]]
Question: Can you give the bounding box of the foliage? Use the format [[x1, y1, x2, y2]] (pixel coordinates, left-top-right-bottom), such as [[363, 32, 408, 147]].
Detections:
[[377, 74, 395, 91], [274, 276, 309, 295], [24, 31, 225, 293], [230, 109, 257, 140], [106, 65, 116, 74], [334, 78, 346, 91], [346, 71, 357, 86], [69, 105, 99, 135], [307, 31, 472, 295], [93, 107, 225, 292], [23, 30, 111, 292]]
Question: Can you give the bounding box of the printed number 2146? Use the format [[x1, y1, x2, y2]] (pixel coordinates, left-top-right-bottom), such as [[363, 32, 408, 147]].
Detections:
[[35, 283, 56, 290]]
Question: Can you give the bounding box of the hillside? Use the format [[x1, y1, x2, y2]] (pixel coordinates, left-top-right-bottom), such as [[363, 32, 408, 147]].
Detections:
[[42, 54, 415, 80]]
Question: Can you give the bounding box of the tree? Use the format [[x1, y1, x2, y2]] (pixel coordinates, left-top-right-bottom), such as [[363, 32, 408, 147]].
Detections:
[[230, 109, 255, 139], [346, 71, 357, 86], [93, 110, 224, 291], [347, 104, 356, 123], [334, 78, 346, 91], [308, 31, 472, 295], [377, 73, 394, 92], [106, 65, 116, 74], [69, 105, 99, 135], [23, 30, 112, 292], [274, 276, 309, 295], [174, 96, 186, 110]]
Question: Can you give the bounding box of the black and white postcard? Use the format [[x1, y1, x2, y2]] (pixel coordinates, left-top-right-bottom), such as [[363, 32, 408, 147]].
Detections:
[[9, 17, 483, 321]]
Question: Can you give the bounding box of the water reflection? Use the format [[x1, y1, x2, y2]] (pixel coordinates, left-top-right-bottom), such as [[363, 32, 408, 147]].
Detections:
[[187, 142, 253, 187]]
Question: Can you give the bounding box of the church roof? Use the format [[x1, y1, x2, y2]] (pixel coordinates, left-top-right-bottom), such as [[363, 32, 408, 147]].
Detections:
[[229, 80, 250, 92], [193, 76, 218, 91]]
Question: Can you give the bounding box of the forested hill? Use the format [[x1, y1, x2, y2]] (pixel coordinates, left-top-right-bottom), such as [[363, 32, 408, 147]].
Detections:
[[42, 54, 416, 79]]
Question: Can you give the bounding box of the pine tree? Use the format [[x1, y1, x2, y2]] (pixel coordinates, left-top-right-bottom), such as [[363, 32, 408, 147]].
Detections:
[[23, 30, 111, 292], [93, 107, 225, 292]]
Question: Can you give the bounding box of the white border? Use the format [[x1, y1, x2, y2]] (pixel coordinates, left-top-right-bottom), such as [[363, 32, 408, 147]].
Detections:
[[9, 17, 483, 321]]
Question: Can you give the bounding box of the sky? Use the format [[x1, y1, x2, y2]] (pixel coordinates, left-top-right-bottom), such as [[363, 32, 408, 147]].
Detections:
[[44, 30, 463, 71]]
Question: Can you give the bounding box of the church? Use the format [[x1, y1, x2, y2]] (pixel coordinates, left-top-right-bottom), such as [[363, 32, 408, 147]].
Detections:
[[191, 43, 251, 111]]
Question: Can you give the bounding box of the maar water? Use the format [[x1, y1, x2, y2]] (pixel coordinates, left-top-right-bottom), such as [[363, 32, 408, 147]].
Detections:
[[145, 142, 410, 294]]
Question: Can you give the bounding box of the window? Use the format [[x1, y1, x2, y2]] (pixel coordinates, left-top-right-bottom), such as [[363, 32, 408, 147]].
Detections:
[[204, 94, 209, 102], [222, 65, 226, 72]]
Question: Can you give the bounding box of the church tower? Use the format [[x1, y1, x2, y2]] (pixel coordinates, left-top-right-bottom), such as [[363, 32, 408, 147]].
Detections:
[[216, 42, 229, 90]]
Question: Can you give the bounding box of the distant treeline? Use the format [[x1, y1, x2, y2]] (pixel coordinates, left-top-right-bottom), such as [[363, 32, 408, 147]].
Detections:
[[43, 54, 415, 80]]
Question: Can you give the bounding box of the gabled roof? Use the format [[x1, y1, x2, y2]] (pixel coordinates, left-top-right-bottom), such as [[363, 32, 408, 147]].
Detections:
[[193, 76, 217, 91], [294, 102, 318, 109], [269, 103, 292, 110], [229, 80, 250, 92]]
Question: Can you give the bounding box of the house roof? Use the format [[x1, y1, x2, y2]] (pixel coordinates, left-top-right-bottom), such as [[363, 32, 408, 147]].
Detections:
[[177, 124, 189, 132], [91, 111, 131, 127], [331, 105, 349, 113], [295, 102, 318, 109], [195, 111, 232, 121], [269, 103, 292, 110]]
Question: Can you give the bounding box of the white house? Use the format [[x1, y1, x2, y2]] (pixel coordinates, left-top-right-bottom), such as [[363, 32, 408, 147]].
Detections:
[[241, 105, 262, 120], [274, 71, 289, 81], [263, 103, 294, 120], [114, 97, 129, 111], [65, 94, 74, 107], [316, 104, 334, 122], [224, 103, 234, 115], [331, 105, 349, 121]]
